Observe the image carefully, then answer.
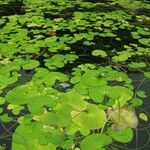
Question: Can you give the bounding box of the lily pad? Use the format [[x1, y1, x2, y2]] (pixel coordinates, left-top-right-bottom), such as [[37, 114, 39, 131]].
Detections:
[[139, 113, 148, 121], [92, 50, 107, 58], [72, 104, 107, 130], [28, 95, 57, 115], [22, 60, 40, 70], [107, 127, 133, 143], [80, 133, 112, 150]]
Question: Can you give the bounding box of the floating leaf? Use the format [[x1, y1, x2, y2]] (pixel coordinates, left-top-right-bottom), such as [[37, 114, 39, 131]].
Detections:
[[137, 91, 147, 98], [88, 86, 108, 103], [72, 104, 107, 130], [92, 50, 107, 58], [139, 113, 148, 121], [130, 98, 143, 107], [144, 72, 150, 78], [28, 95, 57, 115], [107, 86, 133, 106], [81, 70, 107, 87], [107, 127, 133, 143], [5, 84, 40, 105], [0, 114, 12, 123], [80, 134, 112, 150], [128, 62, 146, 68], [12, 123, 56, 150], [7, 104, 24, 115], [22, 60, 40, 70], [0, 145, 5, 150], [0, 97, 5, 105], [61, 91, 88, 111]]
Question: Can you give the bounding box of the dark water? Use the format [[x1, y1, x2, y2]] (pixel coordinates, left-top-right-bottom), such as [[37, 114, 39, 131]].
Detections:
[[0, 1, 25, 17], [123, 73, 150, 150]]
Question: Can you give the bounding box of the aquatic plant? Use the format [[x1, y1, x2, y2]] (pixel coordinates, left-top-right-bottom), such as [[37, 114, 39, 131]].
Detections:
[[0, 0, 149, 149]]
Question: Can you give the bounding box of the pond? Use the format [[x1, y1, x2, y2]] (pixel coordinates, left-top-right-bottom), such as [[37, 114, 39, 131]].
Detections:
[[0, 0, 150, 150]]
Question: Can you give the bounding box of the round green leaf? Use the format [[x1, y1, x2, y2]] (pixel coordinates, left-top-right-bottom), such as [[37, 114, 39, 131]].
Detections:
[[92, 50, 107, 58], [80, 133, 112, 150], [28, 95, 57, 115], [107, 127, 133, 143]]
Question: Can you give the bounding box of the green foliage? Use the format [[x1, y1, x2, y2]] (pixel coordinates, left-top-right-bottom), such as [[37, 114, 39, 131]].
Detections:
[[0, 0, 149, 149], [92, 50, 107, 58], [139, 113, 148, 121], [80, 134, 112, 150], [107, 127, 133, 143], [45, 54, 78, 70], [28, 95, 57, 115], [0, 145, 5, 150]]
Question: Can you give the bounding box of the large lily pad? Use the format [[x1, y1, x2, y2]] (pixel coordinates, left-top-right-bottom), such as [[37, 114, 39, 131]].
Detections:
[[28, 95, 57, 115], [72, 104, 107, 130], [80, 133, 112, 150]]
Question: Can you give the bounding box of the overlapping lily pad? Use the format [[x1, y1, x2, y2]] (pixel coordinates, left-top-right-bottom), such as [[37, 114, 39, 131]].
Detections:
[[0, 0, 149, 149]]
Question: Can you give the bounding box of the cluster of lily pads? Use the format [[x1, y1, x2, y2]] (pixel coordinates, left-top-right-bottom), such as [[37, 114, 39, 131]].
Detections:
[[0, 0, 150, 150]]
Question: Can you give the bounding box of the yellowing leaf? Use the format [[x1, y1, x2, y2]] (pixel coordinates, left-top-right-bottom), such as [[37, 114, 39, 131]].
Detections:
[[139, 113, 148, 121]]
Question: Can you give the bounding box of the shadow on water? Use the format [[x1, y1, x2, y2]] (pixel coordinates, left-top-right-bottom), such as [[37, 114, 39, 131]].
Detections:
[[0, 0, 25, 17]]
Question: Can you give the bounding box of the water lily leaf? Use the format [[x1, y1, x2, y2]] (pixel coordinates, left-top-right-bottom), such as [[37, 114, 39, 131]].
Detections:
[[92, 50, 107, 58], [89, 89, 105, 103], [54, 103, 73, 127], [107, 127, 133, 143], [107, 86, 133, 104], [0, 114, 12, 123], [80, 133, 112, 150], [33, 112, 57, 126], [0, 108, 3, 114], [12, 123, 56, 150], [128, 62, 146, 68], [0, 145, 5, 150], [113, 91, 133, 108], [22, 60, 40, 70], [130, 98, 143, 107], [137, 91, 147, 98], [0, 97, 5, 105], [72, 104, 107, 130], [70, 76, 81, 84], [0, 74, 18, 89], [7, 104, 24, 115], [33, 71, 69, 86], [81, 70, 107, 87], [45, 54, 78, 70], [88, 86, 108, 103], [137, 28, 150, 36], [139, 38, 150, 46], [144, 72, 150, 78], [61, 91, 88, 111], [28, 95, 57, 115], [61, 139, 74, 149], [5, 84, 40, 105], [113, 54, 129, 62], [73, 82, 88, 95], [139, 113, 148, 121]]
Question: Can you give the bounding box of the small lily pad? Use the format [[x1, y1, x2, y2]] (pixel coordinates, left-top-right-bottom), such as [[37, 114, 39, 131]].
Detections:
[[139, 113, 148, 121], [107, 127, 133, 143], [80, 133, 112, 150], [0, 97, 5, 105], [22, 60, 40, 70], [92, 50, 107, 58]]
